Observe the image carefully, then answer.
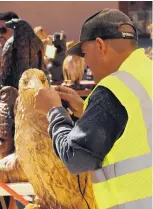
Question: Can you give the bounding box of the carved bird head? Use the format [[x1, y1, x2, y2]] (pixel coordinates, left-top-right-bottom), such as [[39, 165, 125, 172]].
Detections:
[[52, 31, 66, 52], [0, 86, 18, 105], [5, 18, 34, 35], [5, 18, 22, 29], [18, 68, 49, 110], [34, 26, 48, 41]]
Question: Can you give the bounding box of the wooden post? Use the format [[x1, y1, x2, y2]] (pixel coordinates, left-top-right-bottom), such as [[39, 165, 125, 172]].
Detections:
[[0, 196, 7, 209]]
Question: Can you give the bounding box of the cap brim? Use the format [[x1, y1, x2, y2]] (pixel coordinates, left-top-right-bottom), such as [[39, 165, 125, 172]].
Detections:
[[66, 42, 84, 57]]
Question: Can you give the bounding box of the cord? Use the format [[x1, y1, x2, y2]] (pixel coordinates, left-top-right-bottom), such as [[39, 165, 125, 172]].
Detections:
[[77, 175, 90, 209]]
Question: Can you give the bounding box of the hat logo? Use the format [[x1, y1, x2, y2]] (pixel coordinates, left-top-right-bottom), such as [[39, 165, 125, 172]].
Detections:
[[122, 32, 134, 38]]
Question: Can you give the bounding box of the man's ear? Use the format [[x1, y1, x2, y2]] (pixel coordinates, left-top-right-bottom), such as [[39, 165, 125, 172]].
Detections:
[[95, 37, 107, 55]]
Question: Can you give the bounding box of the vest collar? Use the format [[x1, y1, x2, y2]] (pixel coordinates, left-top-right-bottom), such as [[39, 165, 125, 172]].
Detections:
[[118, 48, 146, 72]]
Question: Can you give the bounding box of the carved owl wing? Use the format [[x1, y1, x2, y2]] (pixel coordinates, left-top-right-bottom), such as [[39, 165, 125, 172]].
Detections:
[[0, 37, 14, 85]]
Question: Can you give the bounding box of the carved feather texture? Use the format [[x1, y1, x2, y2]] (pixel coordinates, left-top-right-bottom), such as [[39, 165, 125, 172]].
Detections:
[[63, 55, 84, 84], [0, 86, 18, 159]]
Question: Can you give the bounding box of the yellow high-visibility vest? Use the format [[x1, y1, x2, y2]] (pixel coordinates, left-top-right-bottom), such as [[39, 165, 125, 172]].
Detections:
[[84, 49, 152, 209]]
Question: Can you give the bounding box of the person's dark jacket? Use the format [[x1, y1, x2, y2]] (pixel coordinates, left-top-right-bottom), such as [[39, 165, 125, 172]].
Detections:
[[47, 86, 128, 174]]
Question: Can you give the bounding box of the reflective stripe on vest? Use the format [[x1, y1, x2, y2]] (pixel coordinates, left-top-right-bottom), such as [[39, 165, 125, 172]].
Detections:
[[108, 196, 152, 209], [91, 71, 152, 209]]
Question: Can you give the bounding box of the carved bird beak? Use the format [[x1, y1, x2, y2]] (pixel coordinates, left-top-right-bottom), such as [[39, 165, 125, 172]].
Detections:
[[28, 76, 43, 92], [5, 18, 19, 29]]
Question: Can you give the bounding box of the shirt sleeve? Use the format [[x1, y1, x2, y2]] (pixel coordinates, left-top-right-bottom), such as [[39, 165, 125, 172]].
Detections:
[[47, 86, 128, 174]]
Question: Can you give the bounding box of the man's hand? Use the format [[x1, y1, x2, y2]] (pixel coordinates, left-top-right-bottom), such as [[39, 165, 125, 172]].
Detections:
[[34, 87, 62, 115], [55, 86, 84, 118]]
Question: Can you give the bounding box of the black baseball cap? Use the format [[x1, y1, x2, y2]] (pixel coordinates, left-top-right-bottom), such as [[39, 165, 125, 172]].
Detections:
[[67, 8, 138, 57]]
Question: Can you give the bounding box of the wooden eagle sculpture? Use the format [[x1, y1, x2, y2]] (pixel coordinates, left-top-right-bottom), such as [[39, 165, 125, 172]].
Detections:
[[0, 69, 97, 209]]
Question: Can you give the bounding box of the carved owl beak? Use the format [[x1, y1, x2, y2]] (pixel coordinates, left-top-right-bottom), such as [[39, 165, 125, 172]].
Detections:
[[28, 76, 43, 92]]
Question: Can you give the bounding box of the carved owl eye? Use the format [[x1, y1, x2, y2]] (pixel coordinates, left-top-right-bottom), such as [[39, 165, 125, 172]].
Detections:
[[23, 80, 28, 85], [41, 78, 46, 84]]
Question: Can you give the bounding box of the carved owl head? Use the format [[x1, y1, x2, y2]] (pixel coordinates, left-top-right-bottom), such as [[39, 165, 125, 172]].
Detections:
[[0, 86, 18, 105]]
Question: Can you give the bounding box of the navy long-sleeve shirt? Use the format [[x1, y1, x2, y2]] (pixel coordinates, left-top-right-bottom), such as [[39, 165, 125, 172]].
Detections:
[[47, 86, 128, 174]]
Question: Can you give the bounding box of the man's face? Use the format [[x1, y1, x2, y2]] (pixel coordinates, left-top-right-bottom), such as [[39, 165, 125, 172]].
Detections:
[[0, 20, 13, 49]]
